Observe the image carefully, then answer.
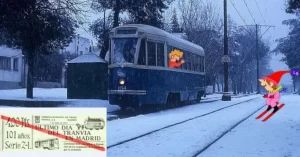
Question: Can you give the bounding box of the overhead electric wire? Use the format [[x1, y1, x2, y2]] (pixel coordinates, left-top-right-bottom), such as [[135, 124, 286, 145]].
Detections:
[[229, 0, 252, 35], [229, 0, 249, 26], [254, 0, 266, 25], [243, 0, 256, 24]]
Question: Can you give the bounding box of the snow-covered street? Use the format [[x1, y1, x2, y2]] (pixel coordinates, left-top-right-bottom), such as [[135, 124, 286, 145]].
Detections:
[[108, 94, 300, 157], [197, 94, 300, 157], [1, 88, 299, 157]]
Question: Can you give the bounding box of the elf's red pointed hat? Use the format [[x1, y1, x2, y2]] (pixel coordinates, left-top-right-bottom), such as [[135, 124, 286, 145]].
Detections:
[[262, 70, 290, 86]]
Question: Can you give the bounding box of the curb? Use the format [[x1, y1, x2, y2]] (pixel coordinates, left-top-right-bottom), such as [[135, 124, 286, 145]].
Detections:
[[0, 99, 67, 107]]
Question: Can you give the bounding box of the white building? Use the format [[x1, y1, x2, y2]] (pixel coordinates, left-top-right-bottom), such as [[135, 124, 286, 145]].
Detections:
[[91, 45, 101, 56], [61, 35, 90, 56], [0, 46, 25, 89], [0, 35, 91, 89]]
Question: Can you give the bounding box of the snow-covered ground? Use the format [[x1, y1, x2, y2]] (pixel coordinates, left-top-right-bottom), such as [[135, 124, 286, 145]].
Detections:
[[108, 94, 300, 157], [108, 95, 260, 146], [0, 88, 227, 100], [0, 88, 67, 100], [0, 88, 120, 112], [0, 88, 244, 112], [197, 94, 300, 157]]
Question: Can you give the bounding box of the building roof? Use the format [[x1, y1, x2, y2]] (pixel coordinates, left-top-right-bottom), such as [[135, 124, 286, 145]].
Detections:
[[67, 52, 107, 64], [0, 46, 23, 57]]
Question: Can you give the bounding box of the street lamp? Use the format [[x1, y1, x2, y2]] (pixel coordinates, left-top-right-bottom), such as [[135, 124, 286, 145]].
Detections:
[[222, 0, 231, 101]]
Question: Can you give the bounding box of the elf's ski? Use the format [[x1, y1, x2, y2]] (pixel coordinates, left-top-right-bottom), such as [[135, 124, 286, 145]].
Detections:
[[255, 109, 269, 119], [262, 104, 285, 122]]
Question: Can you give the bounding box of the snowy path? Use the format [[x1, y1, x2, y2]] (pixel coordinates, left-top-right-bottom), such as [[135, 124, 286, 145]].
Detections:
[[108, 97, 264, 157], [108, 95, 260, 147], [197, 94, 300, 157]]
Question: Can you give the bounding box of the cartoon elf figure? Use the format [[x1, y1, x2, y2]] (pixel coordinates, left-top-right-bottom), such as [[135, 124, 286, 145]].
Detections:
[[169, 49, 185, 68], [256, 70, 290, 122]]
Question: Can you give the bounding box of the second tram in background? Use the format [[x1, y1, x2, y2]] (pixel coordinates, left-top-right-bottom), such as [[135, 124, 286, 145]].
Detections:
[[107, 24, 205, 111]]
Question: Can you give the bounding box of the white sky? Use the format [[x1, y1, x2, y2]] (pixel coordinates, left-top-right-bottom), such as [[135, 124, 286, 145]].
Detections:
[[223, 0, 294, 85], [76, 0, 295, 85]]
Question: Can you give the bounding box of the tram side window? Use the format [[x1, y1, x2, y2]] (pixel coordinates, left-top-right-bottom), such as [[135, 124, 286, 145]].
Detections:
[[191, 53, 195, 71], [167, 45, 172, 68], [157, 43, 164, 67], [181, 49, 187, 70], [202, 56, 205, 72], [174, 47, 182, 69], [147, 41, 156, 66], [199, 56, 203, 72], [179, 48, 185, 69], [196, 56, 201, 72], [200, 56, 204, 72], [185, 52, 191, 71], [138, 39, 146, 65], [195, 54, 198, 71]]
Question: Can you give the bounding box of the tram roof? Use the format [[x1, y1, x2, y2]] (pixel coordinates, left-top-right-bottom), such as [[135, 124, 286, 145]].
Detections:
[[110, 24, 204, 55]]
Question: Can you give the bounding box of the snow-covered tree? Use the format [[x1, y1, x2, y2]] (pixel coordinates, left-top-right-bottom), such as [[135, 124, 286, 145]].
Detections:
[[177, 0, 223, 87], [286, 0, 300, 13], [0, 0, 82, 98], [274, 13, 300, 90], [171, 8, 181, 33], [126, 0, 174, 28]]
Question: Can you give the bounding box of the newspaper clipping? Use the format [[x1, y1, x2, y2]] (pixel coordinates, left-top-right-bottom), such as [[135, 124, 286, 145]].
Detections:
[[0, 108, 106, 154]]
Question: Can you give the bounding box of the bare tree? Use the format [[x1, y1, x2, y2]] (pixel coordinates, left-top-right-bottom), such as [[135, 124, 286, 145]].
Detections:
[[177, 0, 223, 88]]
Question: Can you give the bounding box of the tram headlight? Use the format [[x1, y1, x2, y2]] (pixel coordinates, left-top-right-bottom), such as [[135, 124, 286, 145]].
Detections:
[[119, 79, 125, 85]]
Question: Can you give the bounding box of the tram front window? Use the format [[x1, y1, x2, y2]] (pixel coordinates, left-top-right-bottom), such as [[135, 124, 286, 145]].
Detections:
[[112, 38, 138, 64]]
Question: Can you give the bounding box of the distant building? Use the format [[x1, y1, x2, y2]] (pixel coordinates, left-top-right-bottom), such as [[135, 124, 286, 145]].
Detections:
[[0, 46, 25, 89], [61, 35, 90, 56], [91, 46, 101, 56], [0, 35, 92, 89]]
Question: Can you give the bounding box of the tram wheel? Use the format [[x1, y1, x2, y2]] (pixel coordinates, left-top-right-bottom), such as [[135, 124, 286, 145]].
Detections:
[[166, 93, 180, 109], [196, 92, 202, 103]]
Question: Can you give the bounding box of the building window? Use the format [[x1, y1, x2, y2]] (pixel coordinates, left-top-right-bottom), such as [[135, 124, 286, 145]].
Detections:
[[157, 43, 164, 67], [0, 56, 11, 70], [138, 39, 146, 65], [13, 58, 18, 71], [80, 51, 83, 55], [147, 41, 156, 66]]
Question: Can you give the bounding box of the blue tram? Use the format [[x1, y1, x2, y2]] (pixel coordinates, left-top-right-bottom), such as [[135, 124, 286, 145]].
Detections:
[[107, 24, 205, 111]]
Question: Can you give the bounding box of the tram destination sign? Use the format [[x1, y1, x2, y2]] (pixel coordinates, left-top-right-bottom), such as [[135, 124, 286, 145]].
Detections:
[[0, 108, 107, 157]]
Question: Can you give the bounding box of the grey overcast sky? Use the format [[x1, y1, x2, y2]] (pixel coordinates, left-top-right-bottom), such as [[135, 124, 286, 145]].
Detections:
[[76, 0, 295, 85], [223, 0, 294, 85]]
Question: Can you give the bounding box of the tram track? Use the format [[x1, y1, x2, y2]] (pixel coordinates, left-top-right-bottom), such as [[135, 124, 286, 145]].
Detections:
[[107, 94, 256, 120], [191, 104, 264, 157], [107, 96, 260, 149]]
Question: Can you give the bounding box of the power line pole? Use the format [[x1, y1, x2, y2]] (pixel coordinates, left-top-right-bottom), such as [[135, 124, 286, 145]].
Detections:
[[255, 24, 259, 94], [222, 0, 231, 101], [239, 24, 275, 94]]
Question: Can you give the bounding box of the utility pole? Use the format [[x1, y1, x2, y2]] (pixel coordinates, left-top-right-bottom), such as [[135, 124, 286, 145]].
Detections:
[[239, 24, 275, 94], [255, 24, 259, 94], [222, 0, 231, 101]]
